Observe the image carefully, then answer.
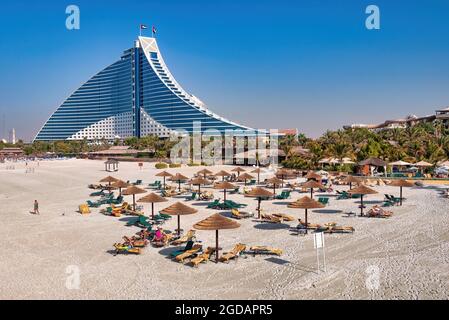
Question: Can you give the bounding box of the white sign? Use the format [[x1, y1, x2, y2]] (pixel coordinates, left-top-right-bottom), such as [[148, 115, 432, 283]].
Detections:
[[314, 232, 324, 249]]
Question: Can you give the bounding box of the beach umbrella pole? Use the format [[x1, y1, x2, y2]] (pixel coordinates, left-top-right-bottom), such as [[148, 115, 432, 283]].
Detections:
[[257, 173, 260, 185], [224, 189, 227, 202], [215, 230, 219, 263], [305, 208, 308, 235], [177, 215, 181, 235], [360, 195, 364, 216], [133, 194, 136, 211], [151, 202, 155, 219], [257, 198, 261, 219], [310, 188, 313, 198], [400, 186, 403, 206], [163, 177, 166, 189]]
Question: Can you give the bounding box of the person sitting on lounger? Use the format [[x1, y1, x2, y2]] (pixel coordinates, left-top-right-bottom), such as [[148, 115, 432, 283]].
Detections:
[[153, 227, 167, 242]]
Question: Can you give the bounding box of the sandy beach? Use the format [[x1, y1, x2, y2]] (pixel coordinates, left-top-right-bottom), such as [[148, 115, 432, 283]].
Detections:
[[1, 159, 449, 300]]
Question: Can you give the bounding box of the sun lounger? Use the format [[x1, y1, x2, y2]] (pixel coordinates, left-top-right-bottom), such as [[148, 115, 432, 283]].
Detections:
[[170, 240, 195, 258], [321, 223, 355, 234], [175, 245, 202, 264], [151, 232, 174, 247], [79, 204, 91, 214], [219, 243, 246, 263], [367, 207, 393, 218], [318, 197, 329, 206], [246, 246, 283, 256], [231, 208, 254, 219], [207, 199, 221, 209], [186, 192, 197, 201], [132, 179, 143, 185], [296, 219, 321, 230], [87, 200, 101, 208], [122, 236, 149, 248], [90, 190, 105, 197], [275, 191, 291, 200], [171, 230, 196, 246], [190, 247, 214, 268], [113, 243, 141, 255], [272, 213, 295, 221], [260, 213, 282, 223]]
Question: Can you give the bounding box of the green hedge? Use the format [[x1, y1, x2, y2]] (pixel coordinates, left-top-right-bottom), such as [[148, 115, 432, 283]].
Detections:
[[155, 162, 168, 169], [169, 163, 182, 168]]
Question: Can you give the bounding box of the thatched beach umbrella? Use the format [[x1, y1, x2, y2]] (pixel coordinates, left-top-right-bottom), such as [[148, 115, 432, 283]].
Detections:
[[305, 171, 322, 182], [189, 177, 211, 193], [288, 196, 324, 234], [111, 180, 129, 196], [251, 167, 264, 184], [122, 186, 147, 211], [348, 185, 378, 216], [155, 171, 173, 189], [100, 176, 119, 186], [137, 192, 168, 219], [160, 202, 198, 235], [276, 169, 289, 180], [266, 176, 284, 194], [237, 172, 255, 186], [245, 187, 274, 219], [197, 168, 213, 179], [194, 213, 240, 263], [302, 180, 325, 198], [231, 167, 246, 177], [388, 179, 414, 206], [414, 161, 433, 174], [214, 181, 237, 202], [214, 170, 231, 181], [344, 175, 361, 190], [171, 173, 189, 192]]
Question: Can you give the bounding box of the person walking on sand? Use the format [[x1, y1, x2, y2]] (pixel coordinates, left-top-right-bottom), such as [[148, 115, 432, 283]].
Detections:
[[33, 200, 40, 215]]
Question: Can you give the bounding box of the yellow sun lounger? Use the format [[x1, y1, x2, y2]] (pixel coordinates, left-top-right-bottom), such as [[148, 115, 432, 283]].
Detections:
[[190, 247, 214, 268], [171, 230, 196, 246], [220, 243, 246, 263], [272, 213, 295, 221], [175, 245, 202, 264], [248, 246, 283, 256]]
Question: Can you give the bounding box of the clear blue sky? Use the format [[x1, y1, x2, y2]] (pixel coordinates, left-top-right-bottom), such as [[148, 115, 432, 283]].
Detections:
[[1, 0, 449, 142]]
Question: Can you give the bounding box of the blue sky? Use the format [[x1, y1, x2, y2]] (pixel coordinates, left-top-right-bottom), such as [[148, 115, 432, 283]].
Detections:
[[1, 0, 449, 141]]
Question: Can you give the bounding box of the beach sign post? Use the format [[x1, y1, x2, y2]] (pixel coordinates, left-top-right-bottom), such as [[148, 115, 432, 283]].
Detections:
[[313, 232, 326, 273]]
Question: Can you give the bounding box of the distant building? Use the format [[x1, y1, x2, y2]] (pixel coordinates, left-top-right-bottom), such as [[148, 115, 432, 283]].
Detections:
[[9, 128, 16, 144], [343, 107, 449, 131], [0, 147, 24, 158], [34, 36, 254, 142]]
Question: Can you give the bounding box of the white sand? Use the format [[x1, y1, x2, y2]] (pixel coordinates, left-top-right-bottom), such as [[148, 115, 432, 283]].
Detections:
[[1, 159, 449, 300]]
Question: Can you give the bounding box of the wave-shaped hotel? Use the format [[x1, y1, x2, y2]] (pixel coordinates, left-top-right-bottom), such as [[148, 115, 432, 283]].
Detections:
[[34, 37, 253, 141]]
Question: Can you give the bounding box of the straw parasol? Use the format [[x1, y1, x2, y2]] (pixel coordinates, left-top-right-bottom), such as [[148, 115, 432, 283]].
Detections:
[[137, 192, 168, 219], [189, 177, 211, 193], [251, 167, 264, 184], [122, 186, 147, 210], [388, 160, 412, 167], [197, 168, 213, 179], [237, 172, 255, 185], [288, 196, 324, 234], [111, 180, 129, 196], [388, 179, 414, 206], [302, 180, 325, 198], [415, 160, 433, 167], [214, 181, 237, 202], [171, 173, 189, 192], [99, 176, 119, 186], [160, 202, 198, 235], [214, 170, 231, 181], [194, 213, 240, 263], [266, 176, 284, 194], [245, 187, 274, 219], [155, 171, 173, 189], [231, 167, 246, 177], [305, 171, 322, 181], [276, 169, 289, 180], [344, 175, 361, 189], [348, 185, 378, 216]]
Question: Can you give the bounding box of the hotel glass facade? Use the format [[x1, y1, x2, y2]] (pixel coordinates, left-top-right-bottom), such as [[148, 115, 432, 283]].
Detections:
[[34, 37, 252, 141]]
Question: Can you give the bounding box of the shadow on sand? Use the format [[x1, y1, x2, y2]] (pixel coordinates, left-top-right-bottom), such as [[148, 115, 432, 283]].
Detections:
[[253, 223, 290, 230]]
